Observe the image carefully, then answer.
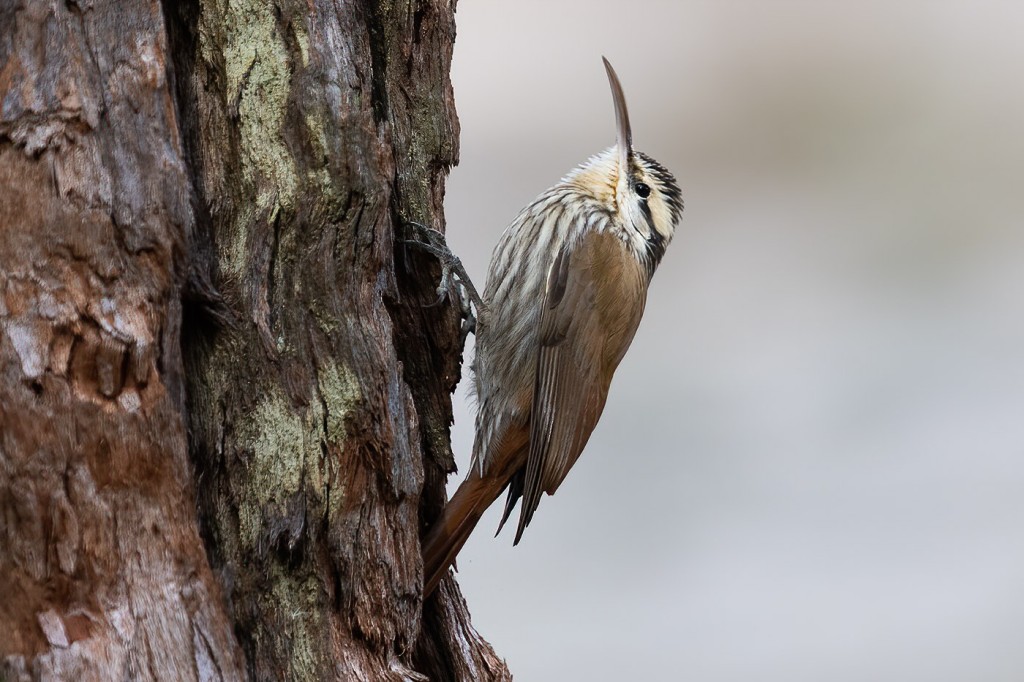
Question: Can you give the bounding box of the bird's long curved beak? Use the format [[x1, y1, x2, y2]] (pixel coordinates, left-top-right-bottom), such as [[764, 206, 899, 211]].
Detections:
[[602, 57, 632, 173]]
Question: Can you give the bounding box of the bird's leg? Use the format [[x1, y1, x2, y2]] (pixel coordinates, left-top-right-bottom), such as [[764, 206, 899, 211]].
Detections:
[[404, 222, 484, 340]]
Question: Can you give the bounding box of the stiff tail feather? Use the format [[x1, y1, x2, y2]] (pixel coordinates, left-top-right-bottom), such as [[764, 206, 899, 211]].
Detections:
[[422, 474, 505, 596]]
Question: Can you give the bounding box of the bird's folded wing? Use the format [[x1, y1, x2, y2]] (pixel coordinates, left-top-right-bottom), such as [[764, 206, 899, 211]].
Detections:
[[515, 232, 610, 543]]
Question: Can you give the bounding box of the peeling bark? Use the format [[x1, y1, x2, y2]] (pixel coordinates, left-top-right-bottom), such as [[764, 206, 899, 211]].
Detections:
[[3, 0, 508, 680], [0, 1, 244, 679]]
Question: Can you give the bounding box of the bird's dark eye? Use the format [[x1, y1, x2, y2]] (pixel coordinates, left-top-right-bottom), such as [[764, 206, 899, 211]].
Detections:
[[634, 182, 651, 199]]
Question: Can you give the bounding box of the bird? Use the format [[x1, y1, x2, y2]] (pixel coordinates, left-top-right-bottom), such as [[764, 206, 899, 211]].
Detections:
[[421, 58, 683, 597]]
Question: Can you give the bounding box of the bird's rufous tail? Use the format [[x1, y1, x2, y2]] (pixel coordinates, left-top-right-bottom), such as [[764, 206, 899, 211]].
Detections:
[[422, 473, 505, 596]]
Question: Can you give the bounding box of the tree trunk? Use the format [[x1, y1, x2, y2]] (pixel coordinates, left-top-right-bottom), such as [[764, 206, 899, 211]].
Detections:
[[1, 1, 509, 680], [0, 1, 245, 679]]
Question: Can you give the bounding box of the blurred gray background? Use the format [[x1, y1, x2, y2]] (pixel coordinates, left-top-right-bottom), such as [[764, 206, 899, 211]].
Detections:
[[441, 2, 1024, 680]]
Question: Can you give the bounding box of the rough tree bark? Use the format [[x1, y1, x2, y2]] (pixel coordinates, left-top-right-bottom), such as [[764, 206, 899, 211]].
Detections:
[[1, 1, 510, 680]]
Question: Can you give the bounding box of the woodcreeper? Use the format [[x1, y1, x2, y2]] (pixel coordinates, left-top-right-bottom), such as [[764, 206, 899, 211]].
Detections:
[[421, 58, 683, 596]]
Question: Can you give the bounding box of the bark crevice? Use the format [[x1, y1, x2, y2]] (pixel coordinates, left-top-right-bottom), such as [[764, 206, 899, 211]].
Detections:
[[3, 1, 508, 679]]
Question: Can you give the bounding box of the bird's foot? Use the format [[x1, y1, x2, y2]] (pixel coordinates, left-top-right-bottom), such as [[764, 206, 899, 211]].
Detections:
[[404, 222, 483, 341]]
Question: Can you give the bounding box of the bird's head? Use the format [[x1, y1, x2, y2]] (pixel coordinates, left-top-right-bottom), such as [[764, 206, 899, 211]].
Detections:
[[564, 58, 683, 269]]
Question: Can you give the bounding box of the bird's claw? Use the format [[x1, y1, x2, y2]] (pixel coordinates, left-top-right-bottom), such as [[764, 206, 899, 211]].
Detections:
[[404, 221, 483, 339]]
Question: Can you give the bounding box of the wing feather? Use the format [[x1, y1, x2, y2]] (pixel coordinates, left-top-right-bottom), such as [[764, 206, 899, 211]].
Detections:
[[514, 232, 620, 543]]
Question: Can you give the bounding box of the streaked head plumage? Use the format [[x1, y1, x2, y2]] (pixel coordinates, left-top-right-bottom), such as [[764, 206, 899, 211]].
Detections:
[[559, 59, 683, 268]]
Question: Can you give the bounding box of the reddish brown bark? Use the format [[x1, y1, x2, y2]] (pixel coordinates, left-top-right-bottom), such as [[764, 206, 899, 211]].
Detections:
[[0, 1, 244, 679], [2, 0, 509, 680]]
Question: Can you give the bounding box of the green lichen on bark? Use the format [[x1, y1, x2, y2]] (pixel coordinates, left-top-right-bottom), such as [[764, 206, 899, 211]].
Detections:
[[265, 571, 324, 679], [169, 0, 510, 677], [233, 383, 306, 548], [315, 360, 361, 445], [197, 0, 303, 278]]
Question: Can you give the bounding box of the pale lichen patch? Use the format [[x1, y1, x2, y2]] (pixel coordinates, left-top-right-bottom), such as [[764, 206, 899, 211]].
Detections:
[[201, 1, 300, 278], [267, 570, 324, 679], [315, 359, 361, 444], [235, 384, 306, 549], [306, 359, 361, 511]]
